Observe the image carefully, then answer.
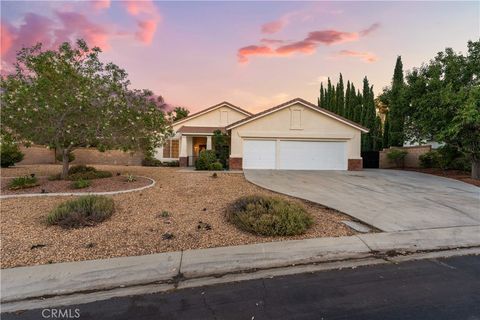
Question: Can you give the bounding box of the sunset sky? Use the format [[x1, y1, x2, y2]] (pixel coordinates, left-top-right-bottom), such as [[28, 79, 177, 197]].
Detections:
[[1, 1, 479, 113]]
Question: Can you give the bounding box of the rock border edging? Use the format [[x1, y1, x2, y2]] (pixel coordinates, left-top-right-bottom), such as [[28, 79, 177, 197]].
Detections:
[[0, 176, 156, 199]]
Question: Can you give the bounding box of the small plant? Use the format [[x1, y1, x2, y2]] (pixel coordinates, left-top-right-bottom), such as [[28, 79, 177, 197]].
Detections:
[[160, 210, 170, 218], [162, 233, 175, 240], [125, 174, 136, 182], [68, 165, 96, 175], [211, 172, 218, 178], [71, 179, 91, 189], [195, 150, 217, 170], [46, 195, 115, 228], [387, 149, 408, 168], [49, 165, 113, 180], [8, 175, 39, 190], [208, 161, 223, 171], [0, 134, 24, 168], [226, 195, 313, 236]]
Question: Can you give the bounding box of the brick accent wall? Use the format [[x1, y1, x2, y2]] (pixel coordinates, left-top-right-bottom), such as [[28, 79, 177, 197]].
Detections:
[[179, 157, 188, 167], [379, 145, 432, 169], [348, 159, 363, 171], [18, 145, 144, 166], [229, 157, 242, 170]]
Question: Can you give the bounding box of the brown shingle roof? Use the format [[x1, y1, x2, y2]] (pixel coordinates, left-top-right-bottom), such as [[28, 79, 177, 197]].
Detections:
[[177, 126, 226, 134], [173, 101, 253, 125], [226, 97, 369, 132]]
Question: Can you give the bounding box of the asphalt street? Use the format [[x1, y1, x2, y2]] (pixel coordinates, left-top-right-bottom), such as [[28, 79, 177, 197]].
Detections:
[[4, 255, 480, 320]]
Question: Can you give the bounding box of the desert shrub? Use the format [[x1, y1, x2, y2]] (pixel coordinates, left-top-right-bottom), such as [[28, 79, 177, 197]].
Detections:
[[0, 134, 24, 168], [49, 165, 112, 180], [226, 195, 313, 236], [68, 165, 96, 175], [195, 150, 217, 170], [387, 149, 408, 168], [142, 157, 162, 167], [163, 160, 179, 167], [125, 174, 136, 182], [46, 195, 114, 228], [419, 151, 440, 168], [56, 152, 75, 163], [208, 161, 223, 171], [8, 175, 39, 190], [71, 179, 91, 189]]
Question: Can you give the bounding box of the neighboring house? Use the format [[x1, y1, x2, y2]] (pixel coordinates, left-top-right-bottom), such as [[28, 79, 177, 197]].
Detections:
[[155, 98, 369, 170]]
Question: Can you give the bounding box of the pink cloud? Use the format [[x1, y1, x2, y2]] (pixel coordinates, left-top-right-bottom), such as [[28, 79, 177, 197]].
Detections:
[[305, 29, 359, 45], [275, 40, 316, 55], [91, 0, 111, 11], [135, 19, 157, 44], [337, 50, 378, 62], [122, 0, 161, 44], [360, 23, 380, 36], [237, 45, 274, 63], [238, 23, 380, 63], [1, 22, 16, 55], [261, 19, 287, 34], [55, 11, 111, 49]]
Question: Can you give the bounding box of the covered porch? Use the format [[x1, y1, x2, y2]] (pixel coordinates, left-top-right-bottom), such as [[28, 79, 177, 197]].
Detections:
[[178, 126, 225, 167]]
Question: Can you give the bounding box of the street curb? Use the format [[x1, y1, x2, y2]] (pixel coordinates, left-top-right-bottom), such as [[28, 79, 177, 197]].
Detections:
[[0, 176, 156, 199], [1, 225, 479, 312]]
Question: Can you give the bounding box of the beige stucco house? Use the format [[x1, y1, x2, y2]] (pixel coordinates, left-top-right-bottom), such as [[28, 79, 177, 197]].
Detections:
[[155, 98, 369, 170]]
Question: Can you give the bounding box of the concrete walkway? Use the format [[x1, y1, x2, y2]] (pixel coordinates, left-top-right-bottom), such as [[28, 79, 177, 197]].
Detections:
[[244, 169, 480, 232], [2, 225, 479, 312]]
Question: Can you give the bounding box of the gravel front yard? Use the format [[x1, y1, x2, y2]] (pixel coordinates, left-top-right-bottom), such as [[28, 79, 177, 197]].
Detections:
[[1, 175, 152, 195], [1, 165, 356, 269]]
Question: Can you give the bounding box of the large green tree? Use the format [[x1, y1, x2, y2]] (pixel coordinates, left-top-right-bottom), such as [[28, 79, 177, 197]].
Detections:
[[388, 56, 407, 146], [1, 40, 169, 178], [405, 40, 480, 178]]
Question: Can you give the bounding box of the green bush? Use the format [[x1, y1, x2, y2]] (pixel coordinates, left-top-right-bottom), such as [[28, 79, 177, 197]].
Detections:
[[71, 179, 91, 189], [56, 152, 75, 163], [0, 135, 24, 168], [49, 165, 112, 180], [226, 195, 313, 236], [419, 151, 440, 168], [163, 160, 179, 167], [68, 165, 96, 175], [387, 149, 408, 168], [142, 157, 162, 167], [46, 195, 114, 228], [125, 174, 136, 182], [208, 161, 223, 171], [195, 150, 217, 170], [8, 175, 39, 190]]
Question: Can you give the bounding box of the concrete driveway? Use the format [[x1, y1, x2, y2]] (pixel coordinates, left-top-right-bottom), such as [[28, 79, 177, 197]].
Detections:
[[244, 169, 480, 232]]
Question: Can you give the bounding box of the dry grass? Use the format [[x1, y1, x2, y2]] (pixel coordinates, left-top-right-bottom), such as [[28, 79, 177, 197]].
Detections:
[[0, 165, 355, 269]]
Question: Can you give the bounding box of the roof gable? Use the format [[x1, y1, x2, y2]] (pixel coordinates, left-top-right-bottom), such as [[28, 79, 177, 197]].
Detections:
[[173, 102, 252, 126], [226, 98, 369, 133]]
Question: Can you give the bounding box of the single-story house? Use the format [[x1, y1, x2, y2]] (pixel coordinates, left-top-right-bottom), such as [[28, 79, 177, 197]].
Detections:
[[155, 98, 369, 170]]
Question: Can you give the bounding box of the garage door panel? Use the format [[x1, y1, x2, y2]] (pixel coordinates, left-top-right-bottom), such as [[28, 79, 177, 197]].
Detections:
[[243, 140, 276, 169], [279, 141, 347, 170]]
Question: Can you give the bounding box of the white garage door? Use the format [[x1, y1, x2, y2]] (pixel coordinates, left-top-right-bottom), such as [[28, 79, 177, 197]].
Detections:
[[279, 141, 347, 170], [243, 140, 276, 169]]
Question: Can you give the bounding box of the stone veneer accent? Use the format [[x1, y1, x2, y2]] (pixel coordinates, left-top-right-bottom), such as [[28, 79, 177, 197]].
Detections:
[[348, 159, 363, 171], [179, 157, 188, 167], [229, 157, 242, 170]]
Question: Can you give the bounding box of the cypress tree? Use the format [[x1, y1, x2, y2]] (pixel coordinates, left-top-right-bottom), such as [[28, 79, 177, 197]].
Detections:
[[348, 83, 356, 120], [361, 77, 370, 126], [336, 73, 345, 116], [326, 78, 333, 111], [345, 81, 351, 118], [389, 56, 406, 146], [373, 116, 383, 151], [331, 86, 337, 114], [353, 89, 362, 124], [319, 83, 325, 107]]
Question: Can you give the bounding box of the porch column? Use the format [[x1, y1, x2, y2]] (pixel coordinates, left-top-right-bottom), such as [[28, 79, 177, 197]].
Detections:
[[179, 135, 188, 167], [206, 136, 212, 150]]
